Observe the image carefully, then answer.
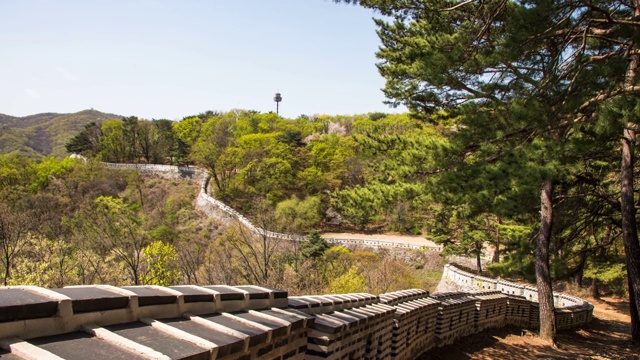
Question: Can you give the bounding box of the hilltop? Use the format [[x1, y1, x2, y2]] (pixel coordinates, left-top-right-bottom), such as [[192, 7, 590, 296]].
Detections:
[[0, 109, 121, 158]]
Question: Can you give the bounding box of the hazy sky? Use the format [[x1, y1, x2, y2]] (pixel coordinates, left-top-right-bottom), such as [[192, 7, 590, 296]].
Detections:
[[1, 1, 403, 120]]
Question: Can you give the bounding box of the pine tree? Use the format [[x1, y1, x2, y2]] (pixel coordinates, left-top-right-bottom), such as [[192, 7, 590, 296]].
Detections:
[[334, 0, 640, 342]]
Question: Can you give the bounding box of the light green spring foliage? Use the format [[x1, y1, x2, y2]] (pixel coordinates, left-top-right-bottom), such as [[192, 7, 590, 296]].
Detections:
[[58, 100, 631, 293], [60, 110, 428, 231], [67, 110, 449, 231], [173, 116, 203, 147], [327, 267, 367, 294], [275, 196, 321, 233], [0, 154, 445, 293], [584, 261, 627, 295], [141, 241, 182, 286], [0, 154, 76, 194], [0, 155, 205, 287], [99, 119, 127, 163]]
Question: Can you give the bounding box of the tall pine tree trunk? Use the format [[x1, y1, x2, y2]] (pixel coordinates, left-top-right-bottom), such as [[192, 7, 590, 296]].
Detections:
[[476, 243, 483, 275], [621, 33, 640, 342], [492, 216, 501, 263], [621, 124, 640, 343], [536, 178, 556, 343]]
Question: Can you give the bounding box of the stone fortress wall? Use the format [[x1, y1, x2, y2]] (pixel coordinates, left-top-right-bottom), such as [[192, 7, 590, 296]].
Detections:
[[0, 264, 593, 360], [105, 163, 443, 252], [441, 264, 594, 330]]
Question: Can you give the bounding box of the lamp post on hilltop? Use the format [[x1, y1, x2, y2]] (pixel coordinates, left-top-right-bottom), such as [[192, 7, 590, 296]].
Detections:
[[274, 92, 282, 116]]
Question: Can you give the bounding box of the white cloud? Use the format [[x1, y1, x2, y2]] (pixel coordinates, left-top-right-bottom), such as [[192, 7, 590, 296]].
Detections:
[[56, 67, 80, 82], [24, 88, 39, 98]]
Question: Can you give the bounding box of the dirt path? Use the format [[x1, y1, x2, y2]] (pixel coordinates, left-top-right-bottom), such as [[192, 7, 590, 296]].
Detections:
[[420, 296, 639, 359]]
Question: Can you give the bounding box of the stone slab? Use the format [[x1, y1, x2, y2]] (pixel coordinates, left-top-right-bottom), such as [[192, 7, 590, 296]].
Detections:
[[231, 312, 289, 338], [288, 297, 321, 310], [106, 321, 209, 360], [310, 314, 345, 334], [160, 317, 244, 357], [122, 286, 177, 307], [235, 286, 269, 300], [51, 287, 128, 313], [0, 348, 23, 359], [0, 289, 58, 323], [261, 310, 305, 331], [203, 286, 245, 301], [29, 332, 147, 360], [169, 286, 215, 303], [199, 313, 268, 347], [260, 286, 288, 299]]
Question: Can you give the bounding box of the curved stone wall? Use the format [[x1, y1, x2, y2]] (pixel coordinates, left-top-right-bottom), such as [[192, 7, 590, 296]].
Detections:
[[104, 163, 205, 181], [442, 264, 594, 330], [0, 265, 593, 359], [104, 163, 442, 251]]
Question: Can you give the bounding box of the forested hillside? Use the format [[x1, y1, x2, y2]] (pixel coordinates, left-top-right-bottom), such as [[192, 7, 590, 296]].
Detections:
[[1, 105, 634, 340], [0, 109, 121, 158], [62, 109, 630, 300], [0, 154, 442, 294], [64, 111, 442, 233]]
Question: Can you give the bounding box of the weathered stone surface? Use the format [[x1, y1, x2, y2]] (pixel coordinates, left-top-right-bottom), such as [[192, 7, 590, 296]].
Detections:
[[123, 286, 177, 307], [199, 313, 268, 347], [170, 286, 215, 303], [106, 321, 209, 360], [232, 312, 289, 338], [204, 286, 245, 301], [0, 289, 58, 323], [29, 332, 147, 360], [235, 286, 269, 299], [51, 287, 128, 313], [160, 317, 245, 357], [0, 348, 23, 359], [0, 264, 594, 360], [261, 286, 288, 299], [288, 297, 322, 313], [261, 309, 306, 331]]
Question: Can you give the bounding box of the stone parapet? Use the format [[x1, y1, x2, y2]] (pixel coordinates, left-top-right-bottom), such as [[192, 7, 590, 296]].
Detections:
[[505, 295, 531, 327], [442, 264, 594, 330], [388, 297, 440, 360], [431, 293, 478, 345], [469, 290, 508, 331], [0, 265, 594, 359], [104, 163, 204, 181], [378, 289, 430, 306], [305, 303, 395, 360]]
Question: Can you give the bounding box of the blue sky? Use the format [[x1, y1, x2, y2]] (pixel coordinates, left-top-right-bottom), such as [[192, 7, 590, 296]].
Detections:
[[1, 1, 403, 120]]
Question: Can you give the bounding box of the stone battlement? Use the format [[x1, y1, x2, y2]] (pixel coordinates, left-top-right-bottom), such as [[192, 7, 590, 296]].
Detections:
[[0, 264, 592, 359]]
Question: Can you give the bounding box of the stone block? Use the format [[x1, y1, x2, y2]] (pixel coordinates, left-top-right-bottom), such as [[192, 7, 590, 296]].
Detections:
[[203, 286, 248, 312], [0, 288, 59, 323], [51, 286, 129, 314]]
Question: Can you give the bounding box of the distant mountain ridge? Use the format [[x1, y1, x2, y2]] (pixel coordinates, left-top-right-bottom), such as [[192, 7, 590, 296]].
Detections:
[[0, 109, 122, 158]]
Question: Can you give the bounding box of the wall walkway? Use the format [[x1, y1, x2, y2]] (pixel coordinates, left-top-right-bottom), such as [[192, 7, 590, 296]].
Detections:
[[0, 264, 593, 359]]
